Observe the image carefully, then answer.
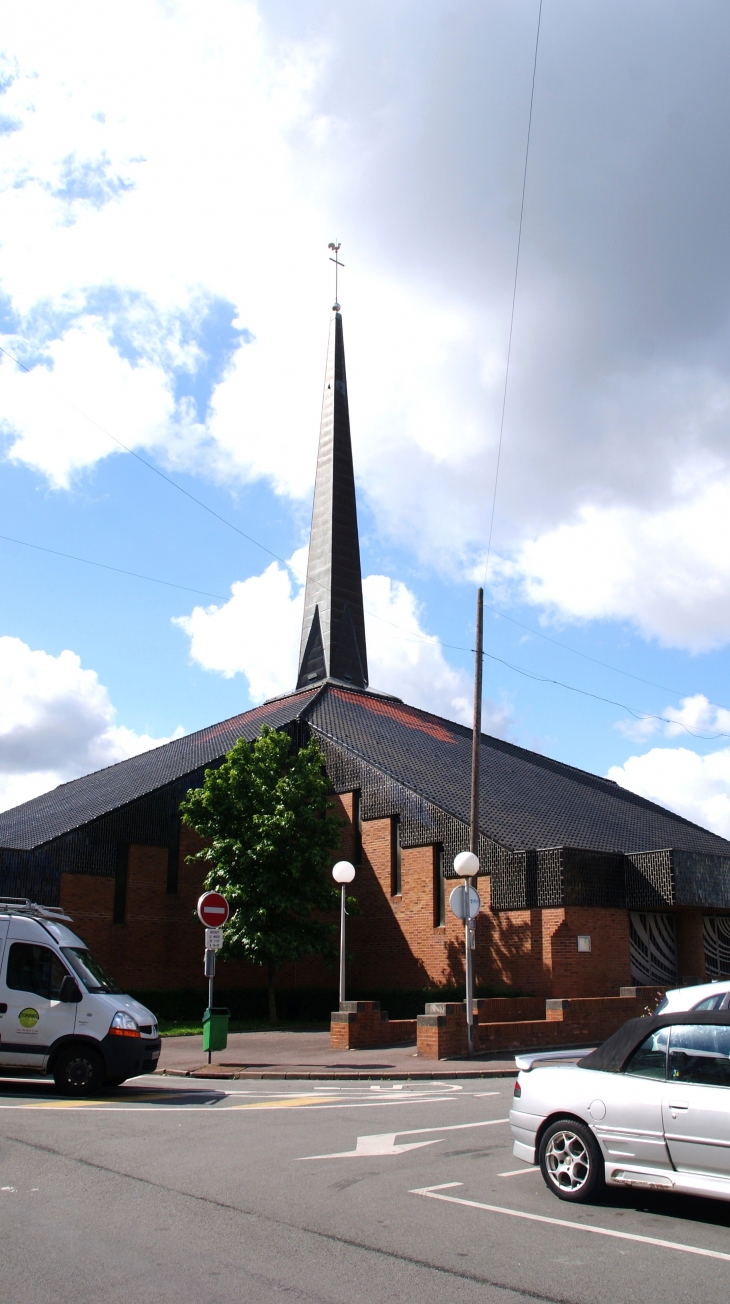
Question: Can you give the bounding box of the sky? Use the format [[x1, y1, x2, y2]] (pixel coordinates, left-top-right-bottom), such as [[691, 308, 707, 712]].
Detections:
[[1, 0, 730, 840]]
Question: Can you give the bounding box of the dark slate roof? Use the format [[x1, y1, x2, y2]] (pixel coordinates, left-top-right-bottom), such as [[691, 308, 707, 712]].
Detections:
[[306, 687, 730, 857], [0, 689, 320, 850], [2, 682, 729, 858]]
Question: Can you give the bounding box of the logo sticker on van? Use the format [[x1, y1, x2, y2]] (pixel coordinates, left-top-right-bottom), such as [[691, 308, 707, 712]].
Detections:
[[19, 1008, 39, 1028]]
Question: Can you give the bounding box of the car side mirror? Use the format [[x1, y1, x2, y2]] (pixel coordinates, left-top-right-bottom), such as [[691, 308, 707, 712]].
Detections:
[[59, 975, 82, 1003]]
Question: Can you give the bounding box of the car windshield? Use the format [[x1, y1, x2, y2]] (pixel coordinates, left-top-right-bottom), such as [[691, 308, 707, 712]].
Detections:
[[61, 947, 121, 994]]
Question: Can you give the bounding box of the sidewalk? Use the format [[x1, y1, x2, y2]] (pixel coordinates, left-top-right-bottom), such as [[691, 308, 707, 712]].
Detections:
[[156, 1029, 520, 1080]]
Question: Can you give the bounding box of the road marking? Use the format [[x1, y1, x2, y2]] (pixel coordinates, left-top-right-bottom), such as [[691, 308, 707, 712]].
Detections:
[[305, 1133, 442, 1158], [300, 1116, 509, 1160], [473, 1092, 501, 1098], [409, 1184, 730, 1263], [232, 1095, 458, 1113], [231, 1095, 342, 1110], [498, 1167, 539, 1177]]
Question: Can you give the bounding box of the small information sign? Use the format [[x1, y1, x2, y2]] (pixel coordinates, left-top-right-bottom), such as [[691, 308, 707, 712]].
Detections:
[[449, 884, 481, 920], [205, 927, 224, 950]]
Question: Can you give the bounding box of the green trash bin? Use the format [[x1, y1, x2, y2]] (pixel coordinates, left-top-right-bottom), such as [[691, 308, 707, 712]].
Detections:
[[202, 1006, 230, 1053]]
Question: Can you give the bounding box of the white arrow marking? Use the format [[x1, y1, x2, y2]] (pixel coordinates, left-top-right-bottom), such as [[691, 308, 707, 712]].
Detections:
[[298, 1116, 508, 1160], [303, 1133, 442, 1159]]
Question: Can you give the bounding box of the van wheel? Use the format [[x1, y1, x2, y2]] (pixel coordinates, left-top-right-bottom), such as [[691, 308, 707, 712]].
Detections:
[[539, 1118, 605, 1203], [53, 1045, 105, 1096]]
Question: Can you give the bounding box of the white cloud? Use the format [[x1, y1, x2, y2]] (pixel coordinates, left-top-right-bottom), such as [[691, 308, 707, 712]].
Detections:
[[174, 554, 512, 732], [499, 477, 730, 652], [0, 320, 175, 488], [2, 3, 730, 650], [0, 635, 182, 811], [609, 746, 730, 841], [174, 551, 306, 702], [617, 693, 730, 744]]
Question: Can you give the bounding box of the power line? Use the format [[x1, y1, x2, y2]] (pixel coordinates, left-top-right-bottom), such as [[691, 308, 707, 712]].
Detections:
[[480, 595, 730, 710], [483, 0, 543, 587], [0, 532, 229, 602], [1, 528, 726, 742], [2, 335, 727, 737], [0, 341, 421, 641], [478, 647, 730, 742]]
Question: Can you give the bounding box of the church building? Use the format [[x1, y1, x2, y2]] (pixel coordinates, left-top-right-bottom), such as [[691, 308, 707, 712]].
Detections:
[[2, 304, 730, 1002]]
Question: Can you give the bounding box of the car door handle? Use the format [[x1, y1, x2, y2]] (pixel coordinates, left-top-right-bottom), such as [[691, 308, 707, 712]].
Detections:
[[668, 1100, 689, 1112]]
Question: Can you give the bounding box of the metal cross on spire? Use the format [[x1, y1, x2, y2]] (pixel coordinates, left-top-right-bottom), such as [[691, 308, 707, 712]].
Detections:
[[328, 242, 344, 310]]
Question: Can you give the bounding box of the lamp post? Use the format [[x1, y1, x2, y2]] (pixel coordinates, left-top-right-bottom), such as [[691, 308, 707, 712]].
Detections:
[[332, 860, 356, 1005], [453, 849, 480, 1054]]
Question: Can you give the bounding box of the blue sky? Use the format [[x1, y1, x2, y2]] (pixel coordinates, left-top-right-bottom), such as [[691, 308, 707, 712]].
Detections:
[[1, 0, 730, 838]]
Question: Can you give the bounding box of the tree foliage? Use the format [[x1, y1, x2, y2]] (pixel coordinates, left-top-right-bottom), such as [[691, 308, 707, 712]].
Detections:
[[180, 727, 343, 1021]]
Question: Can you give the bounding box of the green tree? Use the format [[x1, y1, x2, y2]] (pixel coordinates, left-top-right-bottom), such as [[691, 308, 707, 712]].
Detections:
[[180, 726, 343, 1023]]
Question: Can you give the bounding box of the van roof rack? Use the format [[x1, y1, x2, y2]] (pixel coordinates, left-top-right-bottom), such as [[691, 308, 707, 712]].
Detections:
[[0, 897, 73, 923]]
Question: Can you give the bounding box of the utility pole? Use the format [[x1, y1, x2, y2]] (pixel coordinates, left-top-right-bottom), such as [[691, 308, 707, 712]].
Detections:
[[466, 587, 483, 1054]]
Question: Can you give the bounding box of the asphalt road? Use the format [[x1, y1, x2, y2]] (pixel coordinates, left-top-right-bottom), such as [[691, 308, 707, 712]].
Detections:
[[2, 1073, 730, 1304]]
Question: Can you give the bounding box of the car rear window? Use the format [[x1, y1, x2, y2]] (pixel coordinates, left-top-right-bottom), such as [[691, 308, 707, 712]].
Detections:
[[693, 994, 727, 1011]]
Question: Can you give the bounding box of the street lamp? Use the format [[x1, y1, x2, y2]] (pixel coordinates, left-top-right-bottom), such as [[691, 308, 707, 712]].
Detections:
[[332, 860, 356, 1005], [453, 850, 480, 1054]]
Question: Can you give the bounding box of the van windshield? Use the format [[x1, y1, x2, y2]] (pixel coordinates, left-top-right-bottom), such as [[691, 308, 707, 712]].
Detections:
[[61, 947, 121, 994]]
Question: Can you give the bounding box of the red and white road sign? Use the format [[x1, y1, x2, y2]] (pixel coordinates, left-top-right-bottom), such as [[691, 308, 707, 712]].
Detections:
[[197, 891, 229, 927]]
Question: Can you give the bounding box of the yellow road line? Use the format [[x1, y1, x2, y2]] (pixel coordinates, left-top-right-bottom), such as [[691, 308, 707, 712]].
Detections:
[[230, 1095, 341, 1110]]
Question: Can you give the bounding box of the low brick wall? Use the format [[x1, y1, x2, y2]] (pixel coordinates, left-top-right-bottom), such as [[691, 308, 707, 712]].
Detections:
[[417, 987, 665, 1059], [330, 1001, 417, 1050], [331, 989, 665, 1058]]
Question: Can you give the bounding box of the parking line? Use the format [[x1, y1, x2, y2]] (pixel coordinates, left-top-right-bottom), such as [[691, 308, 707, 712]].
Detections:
[[409, 1184, 730, 1263], [498, 1167, 539, 1177]]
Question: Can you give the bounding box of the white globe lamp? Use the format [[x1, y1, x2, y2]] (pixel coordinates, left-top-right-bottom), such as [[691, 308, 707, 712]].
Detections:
[[332, 861, 356, 884], [453, 851, 479, 878]]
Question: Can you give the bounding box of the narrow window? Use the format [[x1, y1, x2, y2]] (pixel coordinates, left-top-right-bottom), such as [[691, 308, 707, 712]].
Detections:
[[391, 815, 402, 896], [113, 843, 128, 925], [167, 814, 180, 894], [434, 845, 445, 927], [352, 790, 363, 866]]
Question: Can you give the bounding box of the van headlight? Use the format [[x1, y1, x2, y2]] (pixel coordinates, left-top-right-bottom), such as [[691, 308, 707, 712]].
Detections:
[[109, 1011, 141, 1038]]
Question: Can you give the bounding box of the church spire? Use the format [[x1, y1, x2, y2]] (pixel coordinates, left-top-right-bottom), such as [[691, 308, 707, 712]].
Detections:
[[296, 299, 369, 691]]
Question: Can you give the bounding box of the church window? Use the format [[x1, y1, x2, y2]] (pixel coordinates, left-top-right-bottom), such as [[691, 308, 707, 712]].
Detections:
[[352, 791, 362, 866], [391, 816, 402, 896], [434, 846, 445, 927]]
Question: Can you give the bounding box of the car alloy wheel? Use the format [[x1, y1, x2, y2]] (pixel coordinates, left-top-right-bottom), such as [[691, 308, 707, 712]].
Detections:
[[539, 1118, 605, 1203]]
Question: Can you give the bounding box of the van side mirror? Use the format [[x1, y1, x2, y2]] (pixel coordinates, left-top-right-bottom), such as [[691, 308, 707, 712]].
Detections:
[[59, 975, 82, 1003]]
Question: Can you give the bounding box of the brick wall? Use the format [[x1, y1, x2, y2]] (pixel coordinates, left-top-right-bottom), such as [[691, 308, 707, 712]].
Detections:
[[416, 987, 664, 1059], [330, 1001, 416, 1050], [59, 824, 332, 994], [58, 789, 636, 1000]]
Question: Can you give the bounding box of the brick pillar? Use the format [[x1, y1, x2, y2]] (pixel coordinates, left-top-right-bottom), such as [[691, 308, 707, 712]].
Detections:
[[416, 1002, 480, 1059], [675, 911, 707, 985], [330, 1001, 385, 1049]]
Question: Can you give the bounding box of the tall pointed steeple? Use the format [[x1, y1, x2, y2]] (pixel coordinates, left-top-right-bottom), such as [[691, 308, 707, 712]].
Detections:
[[296, 308, 369, 690]]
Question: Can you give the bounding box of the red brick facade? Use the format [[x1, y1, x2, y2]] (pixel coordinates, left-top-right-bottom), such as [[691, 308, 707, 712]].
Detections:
[[57, 791, 700, 998]]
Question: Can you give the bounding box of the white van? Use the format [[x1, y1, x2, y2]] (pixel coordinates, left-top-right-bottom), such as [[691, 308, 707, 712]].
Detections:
[[0, 898, 161, 1095]]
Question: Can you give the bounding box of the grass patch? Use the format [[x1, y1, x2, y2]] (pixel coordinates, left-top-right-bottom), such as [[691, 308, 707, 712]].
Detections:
[[158, 1018, 330, 1038]]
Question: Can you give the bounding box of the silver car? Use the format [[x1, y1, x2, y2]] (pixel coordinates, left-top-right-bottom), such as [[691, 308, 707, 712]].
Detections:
[[655, 980, 730, 1014], [510, 1011, 730, 1204]]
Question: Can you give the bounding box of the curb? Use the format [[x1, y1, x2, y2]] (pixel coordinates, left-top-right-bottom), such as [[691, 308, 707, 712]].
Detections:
[[157, 1066, 517, 1081]]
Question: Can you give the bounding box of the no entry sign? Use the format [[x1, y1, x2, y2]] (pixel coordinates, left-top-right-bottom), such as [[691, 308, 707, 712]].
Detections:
[[197, 891, 229, 927]]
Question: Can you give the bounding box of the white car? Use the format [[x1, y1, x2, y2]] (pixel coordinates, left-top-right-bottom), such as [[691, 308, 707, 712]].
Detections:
[[510, 1011, 730, 1204], [655, 980, 730, 1014]]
